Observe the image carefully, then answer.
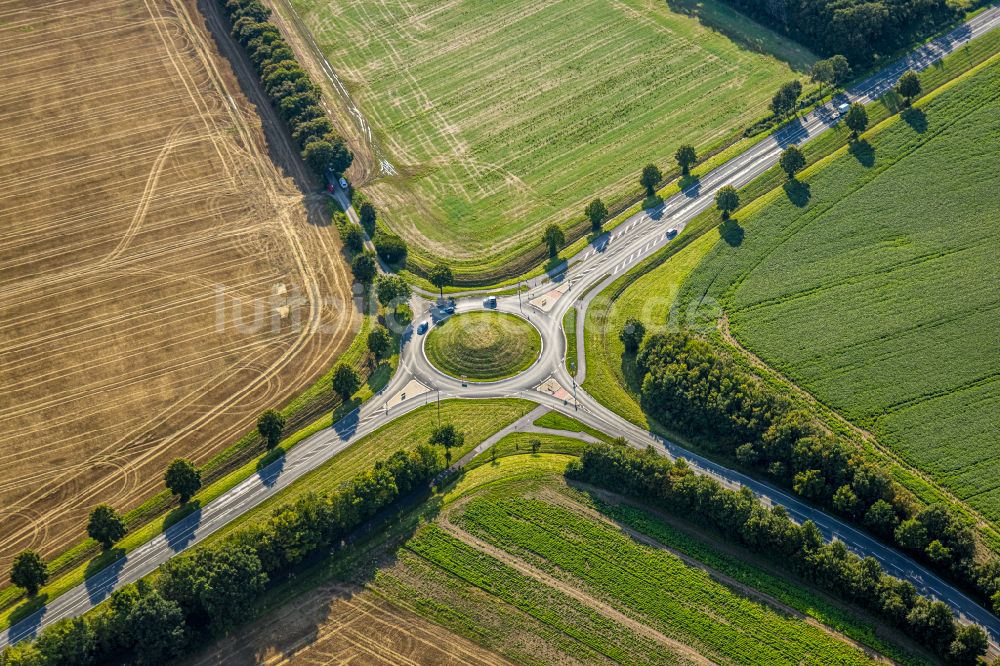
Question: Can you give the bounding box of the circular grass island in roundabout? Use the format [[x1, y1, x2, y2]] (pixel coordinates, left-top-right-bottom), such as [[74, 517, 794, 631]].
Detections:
[[424, 311, 541, 382]]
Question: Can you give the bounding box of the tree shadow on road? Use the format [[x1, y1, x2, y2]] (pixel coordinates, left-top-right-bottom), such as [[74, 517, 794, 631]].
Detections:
[[257, 449, 286, 489], [679, 174, 701, 197], [165, 506, 203, 553], [544, 256, 568, 282], [7, 592, 47, 632], [84, 547, 125, 604], [333, 403, 361, 441], [164, 499, 202, 530]]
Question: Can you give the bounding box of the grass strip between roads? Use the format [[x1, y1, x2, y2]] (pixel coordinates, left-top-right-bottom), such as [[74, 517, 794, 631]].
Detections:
[[531, 412, 614, 444], [562, 307, 577, 375]]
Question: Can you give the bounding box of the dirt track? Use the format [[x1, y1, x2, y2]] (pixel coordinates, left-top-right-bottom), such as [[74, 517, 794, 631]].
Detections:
[[0, 0, 357, 573]]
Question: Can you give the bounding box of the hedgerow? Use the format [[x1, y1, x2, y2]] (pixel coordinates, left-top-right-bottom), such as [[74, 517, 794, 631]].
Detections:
[[718, 0, 959, 64]]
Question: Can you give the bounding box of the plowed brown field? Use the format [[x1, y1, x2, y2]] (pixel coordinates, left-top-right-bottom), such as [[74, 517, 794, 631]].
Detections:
[[0, 0, 357, 572]]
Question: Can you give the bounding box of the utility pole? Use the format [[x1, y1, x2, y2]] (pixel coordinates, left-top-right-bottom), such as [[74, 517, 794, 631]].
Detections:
[[517, 281, 523, 312], [437, 389, 441, 424]]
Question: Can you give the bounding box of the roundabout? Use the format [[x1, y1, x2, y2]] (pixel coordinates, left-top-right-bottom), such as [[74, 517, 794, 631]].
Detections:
[[423, 310, 542, 382]]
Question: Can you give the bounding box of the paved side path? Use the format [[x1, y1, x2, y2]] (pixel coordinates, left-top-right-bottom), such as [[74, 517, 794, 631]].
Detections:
[[451, 405, 549, 469]]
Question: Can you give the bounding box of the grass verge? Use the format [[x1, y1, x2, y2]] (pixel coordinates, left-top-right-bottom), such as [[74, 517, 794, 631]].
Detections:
[[531, 411, 614, 444], [563, 307, 577, 376], [197, 398, 537, 547]]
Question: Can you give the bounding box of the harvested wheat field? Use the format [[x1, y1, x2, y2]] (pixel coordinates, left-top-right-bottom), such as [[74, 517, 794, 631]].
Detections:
[[187, 584, 510, 665], [0, 0, 357, 573]]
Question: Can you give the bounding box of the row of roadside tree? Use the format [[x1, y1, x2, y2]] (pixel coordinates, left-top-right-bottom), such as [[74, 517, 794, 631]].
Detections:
[[221, 0, 352, 180]]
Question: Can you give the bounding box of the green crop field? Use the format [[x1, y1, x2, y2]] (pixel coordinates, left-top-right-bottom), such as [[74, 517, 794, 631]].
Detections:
[[370, 454, 902, 665], [293, 0, 811, 266], [577, 29, 1000, 439], [425, 311, 541, 381], [677, 62, 1000, 524]]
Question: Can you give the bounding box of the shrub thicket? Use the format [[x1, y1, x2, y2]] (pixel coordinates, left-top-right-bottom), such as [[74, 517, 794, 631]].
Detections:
[[373, 231, 408, 265], [718, 0, 956, 64]]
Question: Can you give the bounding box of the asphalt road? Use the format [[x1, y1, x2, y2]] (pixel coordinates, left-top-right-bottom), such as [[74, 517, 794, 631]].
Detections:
[[4, 5, 999, 650]]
